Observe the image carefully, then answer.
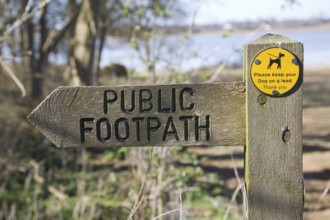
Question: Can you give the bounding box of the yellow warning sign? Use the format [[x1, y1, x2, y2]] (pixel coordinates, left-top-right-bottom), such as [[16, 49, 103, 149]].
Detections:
[[251, 48, 300, 96]]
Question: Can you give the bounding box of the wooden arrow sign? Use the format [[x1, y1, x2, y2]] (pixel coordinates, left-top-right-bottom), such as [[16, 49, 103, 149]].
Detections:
[[28, 82, 246, 148]]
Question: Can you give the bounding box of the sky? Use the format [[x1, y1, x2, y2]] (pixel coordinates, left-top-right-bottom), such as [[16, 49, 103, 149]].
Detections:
[[183, 0, 330, 25]]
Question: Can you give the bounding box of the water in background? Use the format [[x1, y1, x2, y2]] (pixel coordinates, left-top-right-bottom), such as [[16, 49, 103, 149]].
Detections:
[[100, 30, 330, 72]]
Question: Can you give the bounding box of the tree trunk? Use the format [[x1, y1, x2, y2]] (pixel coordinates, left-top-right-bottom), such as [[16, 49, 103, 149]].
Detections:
[[95, 25, 106, 84], [72, 0, 98, 86], [32, 3, 49, 99], [27, 17, 37, 99]]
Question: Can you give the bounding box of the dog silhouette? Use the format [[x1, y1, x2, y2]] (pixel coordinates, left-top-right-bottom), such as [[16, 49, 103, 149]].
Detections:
[[267, 53, 285, 69]]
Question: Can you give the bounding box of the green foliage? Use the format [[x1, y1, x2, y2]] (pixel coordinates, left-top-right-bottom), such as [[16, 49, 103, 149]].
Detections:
[[223, 29, 234, 38], [103, 148, 128, 161], [152, 1, 166, 16], [199, 71, 212, 81], [130, 38, 139, 49], [123, 3, 130, 18], [136, 7, 145, 16]]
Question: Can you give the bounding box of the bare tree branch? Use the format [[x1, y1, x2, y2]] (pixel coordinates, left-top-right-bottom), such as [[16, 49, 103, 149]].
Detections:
[[222, 150, 248, 220], [42, 14, 78, 55], [151, 208, 180, 220], [314, 180, 330, 210], [0, 0, 54, 43], [127, 147, 154, 220], [0, 60, 27, 97]]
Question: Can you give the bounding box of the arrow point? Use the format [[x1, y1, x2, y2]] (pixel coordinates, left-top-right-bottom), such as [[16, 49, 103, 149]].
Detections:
[[27, 87, 67, 148]]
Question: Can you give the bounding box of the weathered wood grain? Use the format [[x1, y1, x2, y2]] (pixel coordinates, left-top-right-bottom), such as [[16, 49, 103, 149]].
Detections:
[[244, 34, 304, 219], [28, 82, 246, 148]]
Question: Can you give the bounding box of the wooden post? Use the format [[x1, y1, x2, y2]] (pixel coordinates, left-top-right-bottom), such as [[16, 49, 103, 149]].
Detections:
[[244, 34, 304, 219]]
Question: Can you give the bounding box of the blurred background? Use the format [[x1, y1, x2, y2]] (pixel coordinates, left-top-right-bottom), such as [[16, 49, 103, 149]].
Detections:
[[0, 0, 329, 219]]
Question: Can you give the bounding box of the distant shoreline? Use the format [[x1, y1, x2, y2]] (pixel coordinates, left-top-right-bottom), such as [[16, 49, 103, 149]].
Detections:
[[162, 20, 330, 37]]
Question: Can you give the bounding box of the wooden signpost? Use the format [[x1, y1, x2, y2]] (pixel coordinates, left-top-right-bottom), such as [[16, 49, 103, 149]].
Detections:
[[28, 34, 304, 220], [28, 83, 246, 148]]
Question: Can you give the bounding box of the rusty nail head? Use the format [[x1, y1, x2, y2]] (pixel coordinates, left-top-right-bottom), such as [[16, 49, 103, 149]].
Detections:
[[257, 94, 267, 105], [282, 126, 292, 143]]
